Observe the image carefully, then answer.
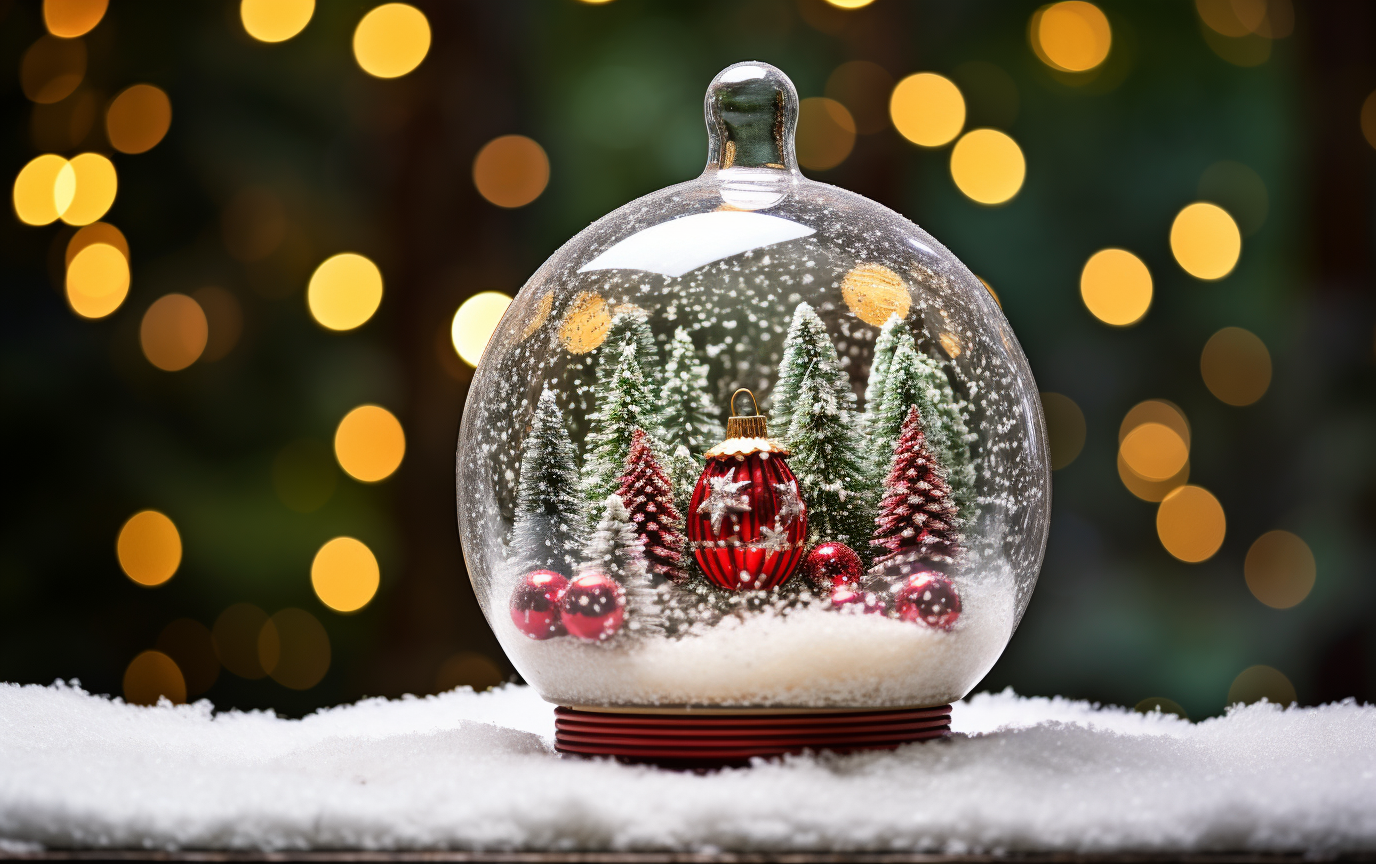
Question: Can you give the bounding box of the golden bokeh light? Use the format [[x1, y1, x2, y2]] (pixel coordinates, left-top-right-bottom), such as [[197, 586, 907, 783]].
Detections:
[[335, 404, 406, 482], [1362, 91, 1376, 152], [1201, 326, 1271, 406], [156, 619, 219, 697], [65, 242, 129, 319], [825, 0, 875, 7], [312, 536, 381, 613], [560, 291, 612, 354], [434, 651, 505, 693], [1196, 0, 1293, 39], [1118, 453, 1189, 503], [1170, 202, 1241, 280], [213, 604, 270, 679], [140, 294, 209, 372], [1120, 422, 1189, 482], [116, 510, 181, 587], [307, 253, 383, 331], [353, 3, 430, 79], [1245, 530, 1316, 610], [258, 608, 331, 690], [1080, 248, 1152, 326], [57, 152, 118, 225], [123, 650, 186, 706], [950, 129, 1025, 205], [21, 36, 85, 104], [521, 291, 553, 341], [1120, 400, 1190, 447], [472, 135, 550, 209], [1039, 392, 1086, 470], [272, 439, 337, 513], [44, 0, 109, 38], [241, 0, 315, 43], [797, 97, 856, 171], [106, 84, 172, 154], [841, 263, 910, 327], [1227, 665, 1295, 708], [66, 222, 128, 266], [13, 154, 69, 225], [825, 61, 894, 135], [451, 291, 512, 367], [1156, 485, 1226, 563], [890, 73, 965, 148], [1032, 2, 1112, 73], [195, 286, 243, 362]]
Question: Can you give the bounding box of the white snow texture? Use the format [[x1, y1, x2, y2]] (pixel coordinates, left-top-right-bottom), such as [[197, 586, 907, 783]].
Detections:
[[0, 681, 1372, 855]]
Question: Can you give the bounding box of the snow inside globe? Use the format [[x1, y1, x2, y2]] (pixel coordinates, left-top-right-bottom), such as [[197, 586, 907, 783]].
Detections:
[[456, 62, 1050, 761]]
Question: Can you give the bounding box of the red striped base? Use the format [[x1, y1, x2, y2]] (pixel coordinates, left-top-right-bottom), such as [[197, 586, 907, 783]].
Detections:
[[554, 704, 951, 768]]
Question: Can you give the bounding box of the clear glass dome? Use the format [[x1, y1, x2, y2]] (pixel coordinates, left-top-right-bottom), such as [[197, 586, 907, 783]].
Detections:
[[457, 62, 1050, 710]]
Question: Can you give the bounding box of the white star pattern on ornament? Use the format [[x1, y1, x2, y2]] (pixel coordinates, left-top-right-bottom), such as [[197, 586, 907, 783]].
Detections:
[[758, 523, 792, 555], [773, 481, 803, 527], [697, 476, 752, 533]]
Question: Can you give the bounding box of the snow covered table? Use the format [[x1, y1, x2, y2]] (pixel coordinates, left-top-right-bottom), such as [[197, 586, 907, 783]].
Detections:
[[0, 682, 1373, 859]]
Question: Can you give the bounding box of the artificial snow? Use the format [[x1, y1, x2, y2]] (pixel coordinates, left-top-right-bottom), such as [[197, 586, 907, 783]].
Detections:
[[1, 682, 1373, 854]]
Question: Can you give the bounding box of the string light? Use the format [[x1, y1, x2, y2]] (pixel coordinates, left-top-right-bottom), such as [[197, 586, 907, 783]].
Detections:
[[950, 129, 1025, 205], [1031, 2, 1112, 73], [1200, 326, 1270, 406], [116, 510, 182, 587], [66, 242, 129, 319], [353, 4, 430, 79], [140, 294, 209, 372], [307, 253, 383, 331], [106, 84, 172, 154], [796, 97, 856, 170], [312, 537, 381, 613], [43, 0, 108, 38], [1080, 249, 1152, 326], [1244, 530, 1315, 609], [1156, 485, 1226, 563], [472, 135, 549, 208], [12, 154, 69, 225], [451, 292, 512, 367], [122, 650, 186, 706], [334, 405, 405, 482], [890, 73, 965, 148], [240, 0, 314, 43], [1171, 202, 1241, 280]]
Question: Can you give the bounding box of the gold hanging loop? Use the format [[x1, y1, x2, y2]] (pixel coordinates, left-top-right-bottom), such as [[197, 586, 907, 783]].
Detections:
[[726, 388, 768, 439]]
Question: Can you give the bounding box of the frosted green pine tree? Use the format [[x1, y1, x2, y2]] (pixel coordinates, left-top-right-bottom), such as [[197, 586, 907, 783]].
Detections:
[[509, 388, 584, 575], [862, 313, 913, 431], [582, 343, 663, 522], [667, 444, 701, 516], [596, 312, 662, 395], [767, 301, 819, 420], [779, 303, 874, 554], [923, 353, 978, 520], [660, 327, 723, 455], [582, 494, 664, 638]]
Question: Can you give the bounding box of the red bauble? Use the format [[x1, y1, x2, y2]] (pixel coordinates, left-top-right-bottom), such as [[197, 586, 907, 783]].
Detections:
[[510, 570, 569, 640], [891, 570, 961, 630], [804, 541, 863, 590], [829, 585, 887, 615], [687, 442, 807, 592], [559, 572, 626, 642]]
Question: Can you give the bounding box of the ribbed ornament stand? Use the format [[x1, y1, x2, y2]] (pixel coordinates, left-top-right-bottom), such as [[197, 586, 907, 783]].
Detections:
[[554, 704, 951, 768]]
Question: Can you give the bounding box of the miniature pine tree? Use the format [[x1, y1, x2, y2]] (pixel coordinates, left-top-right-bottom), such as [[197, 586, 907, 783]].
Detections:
[[871, 405, 962, 570], [582, 342, 664, 520], [596, 312, 662, 396], [779, 303, 874, 553], [870, 339, 948, 477], [509, 388, 584, 575], [617, 429, 687, 584], [582, 493, 664, 638], [922, 353, 977, 519], [862, 313, 913, 430], [660, 327, 723, 455], [667, 444, 702, 523]]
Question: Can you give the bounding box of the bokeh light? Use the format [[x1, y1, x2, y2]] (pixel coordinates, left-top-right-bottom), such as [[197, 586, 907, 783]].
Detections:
[[106, 84, 172, 154], [1120, 423, 1189, 482], [1080, 248, 1152, 326], [116, 510, 182, 587], [1032, 2, 1112, 73], [1170, 202, 1241, 280], [1156, 485, 1226, 563], [825, 0, 875, 7], [1197, 0, 1293, 39], [1201, 326, 1271, 406], [195, 286, 243, 362], [1118, 400, 1191, 501], [559, 291, 611, 354], [451, 291, 512, 367], [950, 129, 1025, 205], [122, 650, 185, 706], [272, 439, 337, 513], [140, 294, 209, 372], [66, 242, 129, 319], [156, 619, 220, 697], [841, 263, 911, 327], [311, 537, 380, 613], [1245, 530, 1316, 609], [66, 222, 128, 266], [1039, 392, 1086, 470], [21, 36, 85, 104], [335, 405, 406, 482], [1135, 697, 1188, 720], [1227, 665, 1296, 707], [1119, 454, 1190, 503], [241, 0, 314, 43], [472, 135, 550, 208], [13, 154, 69, 225], [1362, 90, 1376, 151], [797, 97, 856, 170], [58, 152, 117, 225], [307, 253, 383, 331], [213, 604, 271, 679], [889, 72, 965, 148], [434, 652, 505, 693], [44, 0, 108, 38], [259, 608, 331, 690], [825, 61, 893, 135], [353, 4, 430, 79]]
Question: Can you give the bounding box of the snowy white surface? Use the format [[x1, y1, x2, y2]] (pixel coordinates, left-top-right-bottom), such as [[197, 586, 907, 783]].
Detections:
[[1, 682, 1373, 855]]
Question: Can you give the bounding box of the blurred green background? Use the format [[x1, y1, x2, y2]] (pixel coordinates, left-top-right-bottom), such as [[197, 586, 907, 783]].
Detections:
[[2, 0, 1373, 720]]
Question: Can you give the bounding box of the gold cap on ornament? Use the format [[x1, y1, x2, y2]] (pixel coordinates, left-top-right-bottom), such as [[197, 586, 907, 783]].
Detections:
[[706, 389, 789, 458]]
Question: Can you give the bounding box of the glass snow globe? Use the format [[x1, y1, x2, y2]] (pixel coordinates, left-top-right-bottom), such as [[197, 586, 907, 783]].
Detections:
[[457, 62, 1050, 762]]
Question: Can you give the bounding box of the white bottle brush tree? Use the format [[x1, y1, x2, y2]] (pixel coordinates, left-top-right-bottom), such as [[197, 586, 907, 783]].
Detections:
[[509, 388, 584, 575], [582, 493, 665, 638]]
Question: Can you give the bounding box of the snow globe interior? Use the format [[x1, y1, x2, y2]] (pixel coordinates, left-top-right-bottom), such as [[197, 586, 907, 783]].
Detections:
[[456, 62, 1050, 745]]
